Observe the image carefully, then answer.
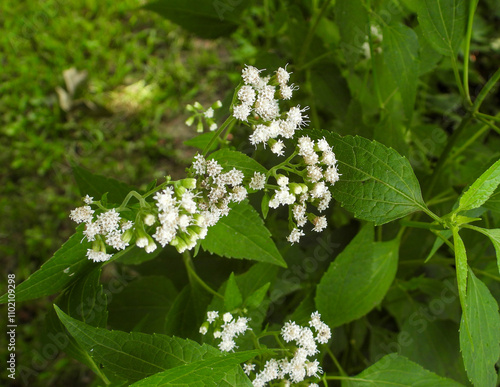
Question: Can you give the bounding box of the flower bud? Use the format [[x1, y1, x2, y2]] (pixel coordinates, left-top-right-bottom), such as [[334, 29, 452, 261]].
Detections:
[[185, 116, 195, 126], [212, 100, 222, 109], [121, 228, 133, 244], [289, 183, 302, 195], [144, 214, 156, 226], [180, 178, 197, 189]]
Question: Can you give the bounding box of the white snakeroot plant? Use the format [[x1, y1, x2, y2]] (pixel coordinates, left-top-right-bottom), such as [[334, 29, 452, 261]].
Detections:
[[69, 64, 340, 262]]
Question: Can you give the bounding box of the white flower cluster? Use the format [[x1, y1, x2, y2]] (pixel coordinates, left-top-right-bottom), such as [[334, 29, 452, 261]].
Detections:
[[201, 311, 250, 352], [250, 312, 331, 386], [233, 65, 308, 155], [265, 136, 340, 245], [70, 196, 133, 262]]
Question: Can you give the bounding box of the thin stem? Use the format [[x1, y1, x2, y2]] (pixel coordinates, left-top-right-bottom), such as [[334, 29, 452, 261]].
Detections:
[[451, 56, 467, 102], [325, 346, 347, 376], [202, 116, 235, 157], [182, 251, 224, 299], [471, 67, 500, 114], [297, 0, 333, 68], [474, 268, 500, 282], [463, 0, 478, 106], [476, 115, 500, 136], [117, 190, 147, 211], [399, 220, 444, 230], [476, 112, 500, 123], [267, 151, 299, 178]]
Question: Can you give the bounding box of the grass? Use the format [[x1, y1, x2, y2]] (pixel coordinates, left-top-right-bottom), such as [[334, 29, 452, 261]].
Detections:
[[0, 1, 233, 384]]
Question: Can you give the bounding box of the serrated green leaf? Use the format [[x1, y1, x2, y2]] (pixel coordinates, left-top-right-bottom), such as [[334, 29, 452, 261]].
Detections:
[[452, 228, 468, 311], [416, 0, 466, 57], [55, 306, 221, 382], [202, 201, 286, 267], [0, 225, 93, 304], [309, 130, 427, 225], [315, 223, 399, 328], [224, 272, 243, 311], [459, 270, 500, 387], [345, 354, 464, 386], [72, 165, 135, 205], [143, 0, 249, 39], [107, 276, 177, 334], [208, 149, 267, 178], [457, 158, 500, 213], [382, 23, 420, 119], [129, 351, 259, 386]]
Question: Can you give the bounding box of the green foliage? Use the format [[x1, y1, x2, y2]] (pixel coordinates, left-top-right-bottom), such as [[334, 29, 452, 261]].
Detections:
[[310, 130, 427, 225], [316, 223, 399, 328], [7, 0, 500, 385], [201, 201, 286, 267], [459, 270, 500, 387]]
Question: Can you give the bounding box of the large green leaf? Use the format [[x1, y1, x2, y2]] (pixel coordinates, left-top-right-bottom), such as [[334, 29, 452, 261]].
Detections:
[[224, 272, 243, 311], [143, 0, 249, 39], [345, 354, 464, 386], [459, 270, 500, 387], [457, 158, 500, 213], [107, 276, 178, 334], [416, 0, 466, 57], [315, 223, 399, 328], [0, 225, 93, 303], [201, 201, 286, 267], [55, 306, 220, 382], [129, 351, 258, 386], [208, 149, 267, 178], [310, 130, 427, 225], [382, 23, 420, 119], [72, 165, 135, 204], [45, 268, 107, 378]]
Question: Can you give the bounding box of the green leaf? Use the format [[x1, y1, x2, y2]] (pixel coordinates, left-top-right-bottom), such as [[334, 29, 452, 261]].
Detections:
[[457, 158, 500, 213], [129, 351, 258, 386], [0, 225, 93, 303], [45, 268, 108, 378], [72, 165, 135, 205], [224, 273, 243, 311], [334, 0, 369, 67], [183, 132, 218, 152], [143, 0, 249, 39], [208, 149, 267, 178], [416, 0, 467, 57], [244, 283, 270, 310], [382, 23, 420, 119], [315, 223, 399, 328], [346, 354, 465, 386], [310, 130, 427, 225], [55, 306, 221, 382], [459, 270, 500, 387], [202, 201, 286, 267], [107, 276, 178, 334], [452, 228, 468, 311], [470, 227, 500, 273]]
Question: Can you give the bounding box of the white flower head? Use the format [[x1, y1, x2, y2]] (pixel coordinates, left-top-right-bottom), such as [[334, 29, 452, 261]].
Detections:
[[249, 172, 266, 190], [271, 140, 285, 156]]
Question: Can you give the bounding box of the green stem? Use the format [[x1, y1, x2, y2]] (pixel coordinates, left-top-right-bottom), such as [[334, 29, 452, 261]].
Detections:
[[399, 220, 444, 230], [476, 112, 500, 123], [267, 151, 299, 178], [451, 56, 467, 102], [297, 0, 333, 68], [202, 116, 235, 157], [117, 190, 147, 211], [476, 115, 500, 136], [462, 0, 478, 106], [473, 268, 500, 282], [325, 347, 347, 376], [471, 67, 500, 114], [182, 251, 224, 299]]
